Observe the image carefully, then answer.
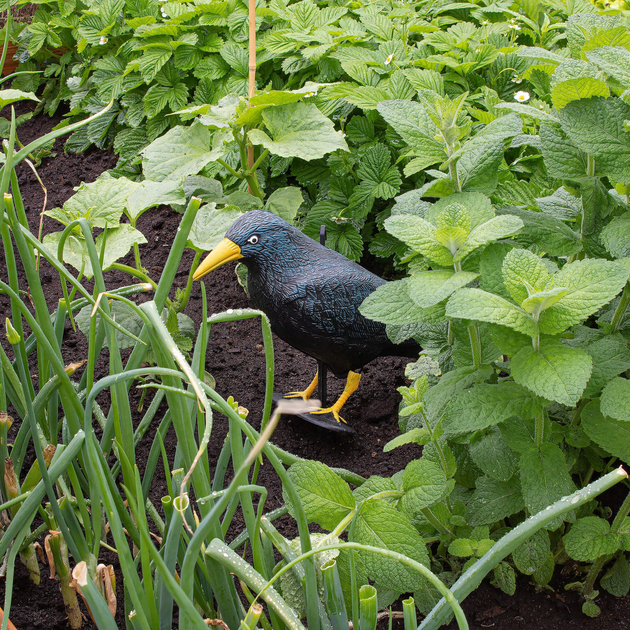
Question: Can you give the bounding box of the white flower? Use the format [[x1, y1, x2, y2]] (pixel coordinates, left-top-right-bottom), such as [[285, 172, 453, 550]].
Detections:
[[511, 75, 523, 84], [337, 130, 346, 138], [99, 36, 108, 45], [481, 19, 490, 25], [304, 92, 316, 98], [161, 7, 168, 17], [508, 23, 521, 30], [384, 53, 394, 66], [475, 48, 481, 53], [514, 91, 530, 102]]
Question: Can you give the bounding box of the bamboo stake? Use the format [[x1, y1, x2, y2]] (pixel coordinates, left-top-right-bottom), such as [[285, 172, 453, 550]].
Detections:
[[247, 0, 256, 185]]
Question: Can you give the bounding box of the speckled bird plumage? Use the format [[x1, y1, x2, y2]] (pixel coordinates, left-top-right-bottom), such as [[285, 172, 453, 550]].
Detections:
[[224, 210, 419, 377]]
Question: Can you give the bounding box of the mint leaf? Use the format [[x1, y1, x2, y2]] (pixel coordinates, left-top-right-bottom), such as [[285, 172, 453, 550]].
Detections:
[[401, 459, 447, 512], [582, 400, 630, 465], [446, 288, 538, 337], [540, 123, 587, 180], [466, 476, 524, 526], [458, 141, 504, 195], [492, 562, 516, 596], [384, 215, 454, 266], [248, 102, 348, 160], [584, 336, 630, 398], [559, 98, 630, 182], [286, 461, 355, 530], [601, 377, 630, 422], [520, 443, 576, 530], [587, 46, 630, 87], [511, 340, 592, 406], [454, 215, 523, 262], [512, 530, 550, 575], [600, 554, 630, 598], [479, 243, 514, 301], [550, 60, 609, 110], [444, 382, 543, 436], [502, 248, 553, 306], [407, 270, 478, 308], [564, 517, 620, 562], [469, 427, 518, 482], [601, 213, 630, 259], [353, 500, 429, 592], [353, 477, 398, 504], [539, 259, 628, 335]]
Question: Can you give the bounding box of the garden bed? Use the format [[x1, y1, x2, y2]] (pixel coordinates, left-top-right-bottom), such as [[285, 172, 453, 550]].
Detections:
[[0, 108, 629, 630]]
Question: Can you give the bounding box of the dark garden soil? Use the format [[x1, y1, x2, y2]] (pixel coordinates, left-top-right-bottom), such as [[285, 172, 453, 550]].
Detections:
[[0, 105, 629, 630]]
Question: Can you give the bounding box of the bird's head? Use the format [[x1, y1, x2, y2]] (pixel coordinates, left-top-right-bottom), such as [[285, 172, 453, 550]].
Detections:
[[193, 210, 303, 281]]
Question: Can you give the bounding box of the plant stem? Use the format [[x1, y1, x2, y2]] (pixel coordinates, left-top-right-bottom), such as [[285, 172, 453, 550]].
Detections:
[[582, 489, 630, 599], [449, 160, 461, 192], [611, 282, 630, 333], [175, 250, 202, 313], [468, 325, 482, 370], [587, 154, 595, 177], [535, 409, 545, 448], [250, 148, 269, 174], [216, 158, 243, 179]]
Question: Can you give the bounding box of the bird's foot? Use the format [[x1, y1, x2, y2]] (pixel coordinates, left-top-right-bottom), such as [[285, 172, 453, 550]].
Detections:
[[310, 406, 347, 424], [284, 372, 319, 401]]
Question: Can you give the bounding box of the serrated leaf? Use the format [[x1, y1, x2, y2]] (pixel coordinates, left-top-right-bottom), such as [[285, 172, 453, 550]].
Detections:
[[384, 428, 431, 452], [401, 459, 448, 512], [248, 102, 348, 160], [407, 270, 478, 309], [446, 288, 537, 337], [601, 377, 630, 423], [520, 443, 577, 530], [286, 460, 355, 530], [493, 562, 516, 595], [502, 248, 553, 306], [469, 426, 518, 482], [540, 123, 587, 180], [126, 179, 186, 220], [512, 529, 550, 575], [601, 554, 630, 598], [458, 141, 504, 195], [353, 500, 429, 592], [601, 213, 630, 259], [564, 517, 620, 562], [582, 400, 630, 465], [511, 340, 592, 406], [0, 89, 39, 110], [384, 215, 453, 266], [444, 382, 543, 436], [142, 122, 228, 182], [454, 215, 523, 262], [465, 476, 524, 526], [587, 46, 630, 87], [539, 259, 628, 335], [584, 336, 630, 398]]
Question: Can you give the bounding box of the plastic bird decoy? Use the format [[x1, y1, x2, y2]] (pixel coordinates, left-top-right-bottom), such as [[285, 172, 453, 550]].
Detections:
[[193, 210, 419, 424]]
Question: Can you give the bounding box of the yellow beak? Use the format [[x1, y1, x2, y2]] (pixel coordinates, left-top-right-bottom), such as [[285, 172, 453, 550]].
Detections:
[[193, 238, 243, 281]]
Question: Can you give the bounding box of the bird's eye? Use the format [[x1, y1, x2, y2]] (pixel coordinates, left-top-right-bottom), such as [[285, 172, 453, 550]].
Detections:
[[248, 235, 259, 245]]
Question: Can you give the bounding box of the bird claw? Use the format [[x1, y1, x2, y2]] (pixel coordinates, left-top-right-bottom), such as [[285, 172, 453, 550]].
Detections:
[[284, 391, 311, 401], [310, 407, 347, 424]]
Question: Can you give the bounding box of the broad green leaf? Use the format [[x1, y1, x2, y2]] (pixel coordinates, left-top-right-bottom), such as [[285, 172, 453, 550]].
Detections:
[[76, 300, 143, 350], [353, 500, 429, 592], [454, 215, 523, 262], [600, 554, 630, 598], [376, 99, 444, 164], [353, 476, 398, 504], [499, 207, 581, 258], [46, 177, 141, 229], [564, 517, 620, 562], [601, 377, 630, 423], [550, 60, 609, 109], [187, 204, 243, 253], [384, 215, 454, 266], [428, 192, 494, 230], [452, 114, 522, 159], [539, 259, 629, 335], [512, 530, 550, 576], [469, 427, 517, 482], [353, 143, 401, 201], [359, 278, 445, 326], [448, 539, 475, 557], [465, 476, 524, 526], [489, 323, 531, 357], [383, 429, 431, 453], [539, 123, 587, 180], [584, 336, 630, 398], [521, 288, 568, 315], [582, 400, 630, 464], [587, 46, 630, 86], [435, 203, 470, 252], [286, 461, 355, 530], [248, 102, 348, 160], [492, 562, 516, 596], [444, 382, 543, 436], [0, 89, 39, 110], [559, 98, 630, 182], [502, 248, 553, 306], [479, 243, 514, 301], [511, 340, 592, 406], [401, 459, 447, 512], [264, 187, 303, 223], [407, 270, 478, 308], [520, 443, 577, 530], [142, 122, 228, 182], [446, 288, 538, 337], [601, 213, 630, 259], [126, 179, 186, 220], [500, 416, 550, 454], [536, 187, 582, 221], [458, 141, 504, 195]]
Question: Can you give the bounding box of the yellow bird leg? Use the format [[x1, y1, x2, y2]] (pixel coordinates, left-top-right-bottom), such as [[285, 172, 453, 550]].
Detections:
[[285, 371, 319, 401], [311, 371, 361, 424]]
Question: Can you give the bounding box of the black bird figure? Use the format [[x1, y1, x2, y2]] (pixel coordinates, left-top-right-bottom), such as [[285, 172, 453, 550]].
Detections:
[[193, 210, 419, 423]]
